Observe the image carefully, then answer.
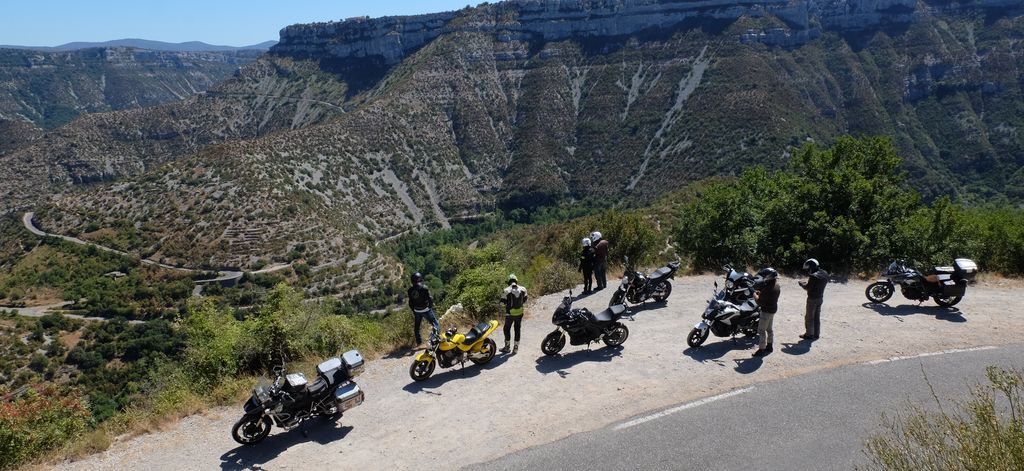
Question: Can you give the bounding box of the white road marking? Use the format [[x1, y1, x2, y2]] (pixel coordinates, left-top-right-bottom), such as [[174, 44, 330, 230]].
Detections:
[[614, 387, 754, 430], [863, 346, 998, 365]]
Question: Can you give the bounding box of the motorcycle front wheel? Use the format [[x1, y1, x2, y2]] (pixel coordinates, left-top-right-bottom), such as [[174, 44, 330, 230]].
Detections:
[[231, 415, 272, 445], [409, 358, 436, 382], [865, 282, 894, 303], [687, 327, 709, 348], [470, 338, 497, 364], [602, 324, 629, 347], [541, 331, 566, 356], [652, 280, 672, 302], [934, 295, 963, 307], [609, 290, 625, 307]]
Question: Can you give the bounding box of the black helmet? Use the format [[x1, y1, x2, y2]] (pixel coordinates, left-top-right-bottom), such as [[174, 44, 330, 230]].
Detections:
[[411, 272, 423, 284], [756, 267, 778, 284], [802, 258, 819, 272]]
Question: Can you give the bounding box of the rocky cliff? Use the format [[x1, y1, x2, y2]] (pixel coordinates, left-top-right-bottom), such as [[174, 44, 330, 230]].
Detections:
[[272, 0, 1017, 63]]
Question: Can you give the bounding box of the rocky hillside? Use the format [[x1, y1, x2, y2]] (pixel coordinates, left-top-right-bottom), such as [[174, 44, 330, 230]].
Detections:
[[5, 0, 1023, 292], [0, 47, 263, 129]]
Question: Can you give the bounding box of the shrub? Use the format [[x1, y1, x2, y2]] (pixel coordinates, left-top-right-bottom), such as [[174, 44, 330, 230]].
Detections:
[[528, 255, 579, 296], [0, 385, 91, 470], [863, 366, 1024, 470]]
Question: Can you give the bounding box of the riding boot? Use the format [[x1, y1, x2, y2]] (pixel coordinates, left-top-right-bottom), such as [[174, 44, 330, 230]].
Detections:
[[512, 342, 519, 355], [500, 341, 510, 353], [766, 343, 773, 353]]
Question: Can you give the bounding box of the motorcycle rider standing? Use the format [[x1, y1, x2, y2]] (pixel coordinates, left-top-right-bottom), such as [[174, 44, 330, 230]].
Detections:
[[592, 231, 609, 290], [501, 274, 528, 354], [578, 238, 596, 294], [798, 259, 828, 340], [752, 268, 780, 357], [408, 272, 440, 345]]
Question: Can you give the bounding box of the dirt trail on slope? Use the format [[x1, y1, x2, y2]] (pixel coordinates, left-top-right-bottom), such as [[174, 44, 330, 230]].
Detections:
[[54, 275, 1024, 471]]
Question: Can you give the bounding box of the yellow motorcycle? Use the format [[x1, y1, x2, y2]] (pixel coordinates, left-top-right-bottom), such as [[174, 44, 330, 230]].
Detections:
[[409, 320, 499, 381]]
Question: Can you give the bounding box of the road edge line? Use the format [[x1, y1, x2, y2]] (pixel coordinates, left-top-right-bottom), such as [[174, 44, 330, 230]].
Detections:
[[613, 387, 755, 431], [862, 346, 998, 366]]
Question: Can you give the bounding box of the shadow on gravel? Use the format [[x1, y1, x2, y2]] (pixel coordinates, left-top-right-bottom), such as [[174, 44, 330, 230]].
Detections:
[[733, 357, 763, 374], [619, 301, 671, 316], [401, 354, 511, 394], [683, 337, 756, 361], [534, 346, 623, 377], [382, 347, 419, 360], [862, 302, 966, 323], [781, 338, 814, 355], [219, 423, 353, 470]]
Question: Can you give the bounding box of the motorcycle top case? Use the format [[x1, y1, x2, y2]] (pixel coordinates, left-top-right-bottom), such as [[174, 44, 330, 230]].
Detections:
[[341, 349, 365, 376], [954, 259, 978, 280]]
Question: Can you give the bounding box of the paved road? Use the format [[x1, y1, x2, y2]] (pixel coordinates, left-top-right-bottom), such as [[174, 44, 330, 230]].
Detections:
[[22, 212, 290, 286], [2, 301, 144, 324], [479, 344, 1023, 470]]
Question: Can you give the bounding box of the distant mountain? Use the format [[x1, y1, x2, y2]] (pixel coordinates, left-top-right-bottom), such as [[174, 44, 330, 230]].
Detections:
[[0, 47, 262, 129], [0, 38, 277, 52]]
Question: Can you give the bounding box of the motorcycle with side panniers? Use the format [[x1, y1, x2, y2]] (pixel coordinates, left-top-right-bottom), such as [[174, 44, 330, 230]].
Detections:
[[232, 350, 366, 445], [865, 258, 977, 307]]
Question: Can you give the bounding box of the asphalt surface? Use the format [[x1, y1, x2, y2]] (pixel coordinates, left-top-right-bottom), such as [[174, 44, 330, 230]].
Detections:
[[477, 344, 1024, 470]]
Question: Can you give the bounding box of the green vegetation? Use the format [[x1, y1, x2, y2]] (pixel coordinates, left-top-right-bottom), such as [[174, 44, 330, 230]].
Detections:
[[0, 237, 193, 319], [676, 137, 1024, 275], [863, 366, 1024, 471]]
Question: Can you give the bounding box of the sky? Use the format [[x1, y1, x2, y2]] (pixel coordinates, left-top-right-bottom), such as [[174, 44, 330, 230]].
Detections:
[[1, 0, 478, 47]]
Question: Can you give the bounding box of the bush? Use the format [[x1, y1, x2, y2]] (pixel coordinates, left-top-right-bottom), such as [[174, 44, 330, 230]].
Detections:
[[528, 255, 579, 296], [863, 366, 1024, 470], [0, 385, 91, 470]]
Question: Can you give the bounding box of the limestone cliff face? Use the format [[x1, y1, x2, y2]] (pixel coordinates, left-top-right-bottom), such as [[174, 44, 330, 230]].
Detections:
[[272, 0, 1008, 64]]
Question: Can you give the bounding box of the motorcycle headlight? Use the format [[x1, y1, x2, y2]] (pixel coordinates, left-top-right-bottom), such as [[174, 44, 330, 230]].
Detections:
[[725, 279, 734, 289], [255, 386, 271, 405]]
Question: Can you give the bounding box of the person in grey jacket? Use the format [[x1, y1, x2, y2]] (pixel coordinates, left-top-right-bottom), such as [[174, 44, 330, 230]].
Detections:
[[798, 258, 828, 340]]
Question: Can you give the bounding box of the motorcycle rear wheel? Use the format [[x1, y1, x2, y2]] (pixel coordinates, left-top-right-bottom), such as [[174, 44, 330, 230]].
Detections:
[[541, 331, 566, 356], [652, 280, 672, 302], [865, 282, 894, 303], [687, 327, 709, 348], [231, 415, 272, 445], [409, 358, 435, 382], [470, 338, 497, 364], [602, 324, 629, 347], [934, 295, 963, 307]]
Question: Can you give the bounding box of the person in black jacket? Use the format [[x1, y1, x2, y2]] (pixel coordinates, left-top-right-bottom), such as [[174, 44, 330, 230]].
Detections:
[[578, 237, 596, 294], [501, 274, 528, 354], [798, 258, 829, 340], [408, 272, 439, 345], [752, 267, 780, 357]]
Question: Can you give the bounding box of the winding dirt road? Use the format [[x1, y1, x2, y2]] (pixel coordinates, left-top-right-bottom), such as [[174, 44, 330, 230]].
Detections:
[[52, 274, 1024, 470]]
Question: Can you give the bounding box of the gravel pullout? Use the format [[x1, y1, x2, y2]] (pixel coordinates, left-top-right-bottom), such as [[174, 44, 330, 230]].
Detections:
[[53, 274, 1024, 470]]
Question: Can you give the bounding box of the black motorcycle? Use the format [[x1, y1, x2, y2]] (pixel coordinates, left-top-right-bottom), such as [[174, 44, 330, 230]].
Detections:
[[686, 267, 760, 348], [865, 258, 977, 307], [541, 292, 630, 355], [231, 350, 366, 445], [609, 256, 681, 307]]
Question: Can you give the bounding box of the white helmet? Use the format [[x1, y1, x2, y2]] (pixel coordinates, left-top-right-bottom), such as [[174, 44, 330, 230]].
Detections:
[[582, 237, 592, 247], [591, 231, 602, 242]]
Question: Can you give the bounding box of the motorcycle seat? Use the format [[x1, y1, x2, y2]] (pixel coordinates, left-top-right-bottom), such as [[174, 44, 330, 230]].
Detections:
[[306, 377, 328, 397], [649, 267, 673, 280], [461, 322, 490, 345], [594, 304, 626, 322]]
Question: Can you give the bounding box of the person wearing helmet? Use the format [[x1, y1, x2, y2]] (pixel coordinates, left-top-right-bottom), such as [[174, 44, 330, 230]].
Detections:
[[578, 237, 596, 294], [591, 231, 610, 290], [501, 274, 528, 354], [752, 267, 780, 357], [407, 272, 439, 345], [798, 258, 829, 340]]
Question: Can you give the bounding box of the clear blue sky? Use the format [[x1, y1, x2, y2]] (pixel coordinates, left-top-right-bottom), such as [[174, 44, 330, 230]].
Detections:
[[1, 1, 479, 46]]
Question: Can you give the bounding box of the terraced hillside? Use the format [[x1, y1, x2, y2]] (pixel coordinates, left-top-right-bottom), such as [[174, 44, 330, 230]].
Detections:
[[7, 0, 1024, 292]]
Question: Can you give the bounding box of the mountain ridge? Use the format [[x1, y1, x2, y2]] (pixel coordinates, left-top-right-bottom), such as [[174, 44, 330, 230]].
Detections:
[[0, 38, 277, 52]]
